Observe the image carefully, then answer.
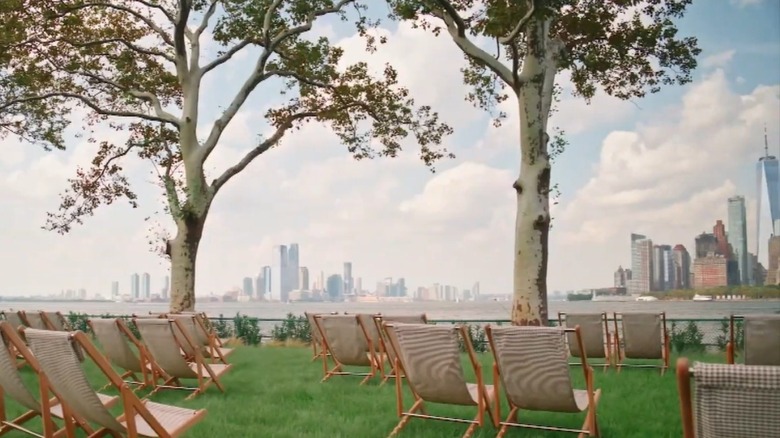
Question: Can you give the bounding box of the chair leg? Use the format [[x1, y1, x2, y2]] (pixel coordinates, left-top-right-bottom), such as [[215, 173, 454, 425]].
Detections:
[[388, 399, 423, 438], [495, 406, 518, 438]]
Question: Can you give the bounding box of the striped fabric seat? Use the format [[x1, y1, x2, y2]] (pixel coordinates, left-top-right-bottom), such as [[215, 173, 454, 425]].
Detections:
[[559, 313, 611, 367], [677, 359, 780, 438], [614, 312, 669, 374], [314, 314, 376, 384], [743, 315, 780, 366], [486, 325, 601, 437], [384, 323, 494, 438], [372, 314, 428, 384]]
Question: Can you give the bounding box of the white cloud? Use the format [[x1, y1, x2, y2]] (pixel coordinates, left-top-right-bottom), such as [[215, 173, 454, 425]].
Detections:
[[730, 0, 763, 7], [1, 15, 778, 301], [702, 49, 736, 69], [552, 69, 780, 289]]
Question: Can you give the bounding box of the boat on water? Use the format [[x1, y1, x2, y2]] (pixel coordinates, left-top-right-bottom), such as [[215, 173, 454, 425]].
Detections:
[[692, 294, 714, 302], [635, 296, 659, 302]]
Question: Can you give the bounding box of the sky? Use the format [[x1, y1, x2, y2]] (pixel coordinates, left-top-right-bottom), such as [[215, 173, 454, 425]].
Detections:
[[1, 0, 779, 297]]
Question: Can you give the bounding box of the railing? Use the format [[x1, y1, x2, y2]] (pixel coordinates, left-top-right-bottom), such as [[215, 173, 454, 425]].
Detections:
[[56, 312, 744, 355]]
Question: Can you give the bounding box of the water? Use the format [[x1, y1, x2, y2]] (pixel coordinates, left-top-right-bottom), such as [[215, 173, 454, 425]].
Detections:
[[3, 299, 779, 320]]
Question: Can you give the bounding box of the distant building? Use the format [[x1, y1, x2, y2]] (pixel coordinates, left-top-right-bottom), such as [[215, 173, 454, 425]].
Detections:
[[754, 128, 780, 268], [162, 275, 169, 300], [672, 245, 691, 289], [299, 267, 310, 290], [111, 281, 119, 297], [131, 273, 140, 299], [661, 245, 675, 291], [628, 234, 653, 294], [142, 273, 151, 299], [326, 274, 343, 301], [343, 262, 353, 295], [614, 266, 632, 288], [694, 233, 718, 259], [693, 253, 728, 289], [727, 196, 749, 284], [242, 277, 254, 297], [766, 236, 780, 285]]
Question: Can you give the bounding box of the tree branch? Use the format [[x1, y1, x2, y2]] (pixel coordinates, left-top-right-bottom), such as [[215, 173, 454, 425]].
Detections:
[[199, 0, 355, 163], [173, 0, 192, 81], [194, 0, 219, 37], [58, 2, 176, 47], [1, 92, 178, 126], [431, 0, 517, 88], [499, 0, 535, 44], [200, 39, 254, 76]]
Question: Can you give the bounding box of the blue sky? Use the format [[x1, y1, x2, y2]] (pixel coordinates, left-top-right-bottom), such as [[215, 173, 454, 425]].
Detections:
[[1, 0, 779, 298]]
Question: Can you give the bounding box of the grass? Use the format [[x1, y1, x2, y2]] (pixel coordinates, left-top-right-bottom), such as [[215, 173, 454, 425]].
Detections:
[[4, 346, 722, 438]]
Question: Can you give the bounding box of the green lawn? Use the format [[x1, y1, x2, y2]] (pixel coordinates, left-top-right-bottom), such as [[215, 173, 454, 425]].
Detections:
[[5, 346, 719, 437]]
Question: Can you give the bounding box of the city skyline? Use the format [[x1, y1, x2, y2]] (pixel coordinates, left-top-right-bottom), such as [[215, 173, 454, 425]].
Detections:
[[1, 1, 779, 296]]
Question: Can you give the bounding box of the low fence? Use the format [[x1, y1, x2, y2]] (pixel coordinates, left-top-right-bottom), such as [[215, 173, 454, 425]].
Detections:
[[58, 312, 744, 355]]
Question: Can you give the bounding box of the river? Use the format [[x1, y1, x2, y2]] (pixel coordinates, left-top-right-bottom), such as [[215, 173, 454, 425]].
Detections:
[[3, 299, 780, 320]]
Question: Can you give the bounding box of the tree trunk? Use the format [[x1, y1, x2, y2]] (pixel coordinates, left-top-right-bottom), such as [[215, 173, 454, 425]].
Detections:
[[511, 79, 552, 327], [168, 214, 206, 312]]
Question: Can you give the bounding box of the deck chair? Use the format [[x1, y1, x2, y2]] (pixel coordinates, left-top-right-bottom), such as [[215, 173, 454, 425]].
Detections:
[[726, 314, 780, 366], [21, 312, 48, 331], [313, 314, 377, 384], [0, 322, 119, 437], [676, 358, 780, 438], [356, 314, 385, 372], [40, 312, 68, 332], [373, 314, 428, 384], [305, 312, 329, 362], [134, 319, 231, 400], [613, 312, 669, 374], [24, 328, 207, 438], [486, 325, 600, 438], [167, 315, 231, 364], [383, 323, 495, 438], [558, 313, 612, 370], [0, 312, 28, 368], [88, 318, 168, 391]]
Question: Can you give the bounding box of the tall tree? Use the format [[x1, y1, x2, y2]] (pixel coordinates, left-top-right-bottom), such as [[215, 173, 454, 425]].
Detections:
[[388, 0, 700, 325], [0, 0, 452, 311]]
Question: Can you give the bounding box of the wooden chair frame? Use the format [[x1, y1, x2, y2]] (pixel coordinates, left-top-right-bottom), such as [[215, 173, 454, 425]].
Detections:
[[384, 323, 494, 438], [676, 358, 696, 438], [0, 322, 117, 438], [313, 314, 376, 385], [726, 314, 742, 364], [372, 315, 429, 385], [87, 319, 168, 392], [30, 329, 206, 438], [135, 318, 229, 400], [558, 312, 613, 371], [356, 314, 385, 377], [612, 312, 670, 374], [486, 325, 600, 438], [304, 312, 328, 362], [40, 312, 68, 332]]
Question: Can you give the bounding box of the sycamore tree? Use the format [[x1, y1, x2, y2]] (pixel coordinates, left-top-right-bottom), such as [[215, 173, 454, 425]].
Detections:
[[0, 0, 453, 311], [388, 0, 700, 325]]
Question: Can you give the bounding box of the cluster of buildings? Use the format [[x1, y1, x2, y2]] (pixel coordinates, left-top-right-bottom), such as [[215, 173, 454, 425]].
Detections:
[[616, 134, 780, 292], [234, 243, 481, 303], [111, 273, 169, 302]]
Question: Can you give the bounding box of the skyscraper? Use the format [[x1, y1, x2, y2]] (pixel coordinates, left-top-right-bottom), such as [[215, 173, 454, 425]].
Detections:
[[299, 266, 310, 290], [755, 128, 780, 268], [271, 245, 288, 302], [343, 262, 353, 295], [672, 245, 691, 289], [628, 233, 653, 294], [142, 273, 151, 299], [727, 196, 749, 284], [326, 274, 343, 301], [261, 265, 272, 300], [242, 277, 254, 297], [287, 244, 300, 296], [162, 275, 169, 300], [130, 273, 140, 299], [111, 281, 119, 297]]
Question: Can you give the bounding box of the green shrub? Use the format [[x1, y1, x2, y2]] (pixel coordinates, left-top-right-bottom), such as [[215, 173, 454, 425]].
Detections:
[[271, 313, 311, 343]]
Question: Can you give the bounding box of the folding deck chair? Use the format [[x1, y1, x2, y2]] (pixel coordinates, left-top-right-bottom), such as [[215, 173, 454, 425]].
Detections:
[[313, 314, 377, 384], [558, 312, 613, 370], [167, 314, 232, 364], [383, 322, 495, 438], [21, 312, 48, 331], [88, 318, 168, 391], [612, 312, 670, 374], [676, 358, 780, 438], [356, 314, 385, 373], [0, 312, 28, 368], [372, 314, 428, 384], [486, 325, 601, 438], [24, 328, 207, 438], [134, 318, 231, 400], [40, 312, 69, 332], [726, 314, 780, 366], [0, 322, 119, 437]]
